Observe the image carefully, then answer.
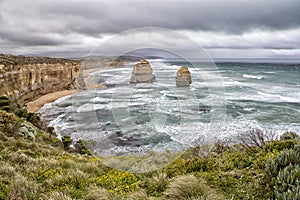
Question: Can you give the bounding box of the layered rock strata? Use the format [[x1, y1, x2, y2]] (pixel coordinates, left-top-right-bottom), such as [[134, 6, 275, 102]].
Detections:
[[0, 54, 81, 106], [130, 60, 155, 83], [176, 66, 192, 86]]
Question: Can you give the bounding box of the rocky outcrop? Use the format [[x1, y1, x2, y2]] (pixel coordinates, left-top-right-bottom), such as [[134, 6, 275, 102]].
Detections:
[[176, 67, 192, 86], [0, 54, 81, 106], [130, 60, 155, 83]]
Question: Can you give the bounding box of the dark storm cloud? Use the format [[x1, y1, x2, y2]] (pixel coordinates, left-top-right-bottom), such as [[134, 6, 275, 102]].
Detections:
[[0, 29, 76, 46], [0, 0, 300, 57], [35, 0, 300, 34], [2, 0, 300, 36]]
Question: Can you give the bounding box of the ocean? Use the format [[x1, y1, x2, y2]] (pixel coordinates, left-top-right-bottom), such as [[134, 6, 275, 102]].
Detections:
[[39, 59, 300, 156]]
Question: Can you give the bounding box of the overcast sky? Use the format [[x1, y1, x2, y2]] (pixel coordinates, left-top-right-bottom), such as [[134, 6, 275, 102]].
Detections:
[[0, 0, 300, 58]]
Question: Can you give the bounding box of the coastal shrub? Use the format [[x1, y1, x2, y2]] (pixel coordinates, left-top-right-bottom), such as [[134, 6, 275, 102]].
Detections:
[[275, 164, 300, 195], [264, 139, 296, 152], [163, 156, 217, 178], [211, 141, 230, 155], [163, 174, 223, 200], [0, 96, 11, 112], [47, 126, 55, 135], [54, 169, 88, 190], [62, 135, 73, 149], [0, 181, 9, 200], [0, 106, 11, 112], [164, 158, 188, 177], [27, 112, 46, 130], [280, 131, 299, 141], [275, 186, 300, 200], [214, 149, 254, 171], [0, 96, 9, 101], [15, 107, 46, 130], [239, 128, 277, 153], [140, 172, 169, 197], [266, 146, 300, 178], [266, 145, 300, 199], [95, 170, 139, 195], [74, 139, 92, 155], [14, 108, 29, 118], [0, 99, 10, 107], [0, 110, 19, 135]]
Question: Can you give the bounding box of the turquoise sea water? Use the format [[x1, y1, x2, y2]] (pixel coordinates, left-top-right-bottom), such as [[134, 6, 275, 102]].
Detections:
[[40, 59, 300, 155]]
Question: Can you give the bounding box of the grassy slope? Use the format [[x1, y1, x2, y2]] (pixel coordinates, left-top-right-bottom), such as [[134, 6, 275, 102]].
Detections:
[[0, 106, 299, 199]]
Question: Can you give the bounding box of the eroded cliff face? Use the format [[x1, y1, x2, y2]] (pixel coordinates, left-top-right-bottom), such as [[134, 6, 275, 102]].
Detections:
[[0, 54, 81, 106]]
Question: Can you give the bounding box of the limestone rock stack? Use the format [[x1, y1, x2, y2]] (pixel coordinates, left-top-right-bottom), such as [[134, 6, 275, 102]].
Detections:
[[130, 60, 155, 83], [176, 66, 192, 86]]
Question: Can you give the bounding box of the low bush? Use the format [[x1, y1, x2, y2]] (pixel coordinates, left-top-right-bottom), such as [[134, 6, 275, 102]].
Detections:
[[266, 146, 300, 178], [62, 135, 73, 150], [95, 170, 139, 195], [0, 110, 19, 135], [266, 145, 300, 199], [239, 128, 277, 153], [163, 174, 223, 200], [280, 131, 299, 141], [0, 96, 11, 112], [74, 139, 92, 155], [140, 173, 169, 197], [264, 140, 296, 152]]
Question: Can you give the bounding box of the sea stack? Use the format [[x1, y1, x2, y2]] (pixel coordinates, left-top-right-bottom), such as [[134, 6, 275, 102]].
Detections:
[[130, 60, 155, 83], [176, 66, 192, 86]]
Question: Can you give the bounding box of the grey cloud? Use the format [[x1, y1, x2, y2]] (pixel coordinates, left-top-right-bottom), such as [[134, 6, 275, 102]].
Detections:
[[0, 29, 72, 46], [0, 0, 300, 57], [2, 0, 300, 35]]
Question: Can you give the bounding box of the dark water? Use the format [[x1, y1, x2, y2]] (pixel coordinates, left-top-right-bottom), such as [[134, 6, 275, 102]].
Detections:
[[40, 59, 300, 155]]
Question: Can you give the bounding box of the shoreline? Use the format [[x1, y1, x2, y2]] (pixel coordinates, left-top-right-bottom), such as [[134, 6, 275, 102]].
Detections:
[[26, 65, 116, 113], [26, 90, 78, 113]]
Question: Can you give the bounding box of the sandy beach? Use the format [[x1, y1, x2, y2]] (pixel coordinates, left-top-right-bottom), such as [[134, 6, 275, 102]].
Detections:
[[26, 90, 77, 113], [26, 65, 112, 113]]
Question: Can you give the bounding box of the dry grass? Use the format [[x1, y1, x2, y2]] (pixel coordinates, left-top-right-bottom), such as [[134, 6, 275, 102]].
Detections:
[[41, 191, 73, 200], [83, 187, 110, 200], [164, 175, 224, 200]]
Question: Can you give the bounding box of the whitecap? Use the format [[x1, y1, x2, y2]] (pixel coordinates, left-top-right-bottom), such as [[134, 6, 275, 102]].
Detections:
[[243, 107, 255, 111], [90, 97, 111, 103], [76, 103, 112, 112], [243, 74, 263, 80], [256, 91, 300, 103]]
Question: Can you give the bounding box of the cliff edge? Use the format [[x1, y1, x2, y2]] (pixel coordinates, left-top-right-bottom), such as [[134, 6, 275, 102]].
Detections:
[[0, 54, 81, 106]]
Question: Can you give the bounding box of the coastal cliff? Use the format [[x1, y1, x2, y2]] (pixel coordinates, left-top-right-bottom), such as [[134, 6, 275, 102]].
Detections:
[[0, 54, 81, 106]]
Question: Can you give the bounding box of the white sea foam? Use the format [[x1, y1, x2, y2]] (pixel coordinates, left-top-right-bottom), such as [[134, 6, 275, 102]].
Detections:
[[40, 59, 300, 156], [257, 91, 300, 103], [90, 97, 111, 103], [243, 74, 263, 80], [243, 107, 256, 111], [76, 103, 112, 112]]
